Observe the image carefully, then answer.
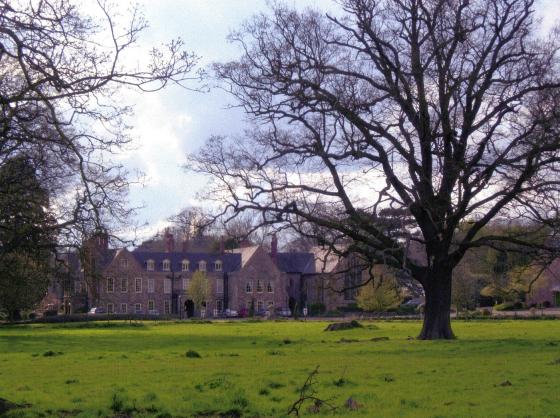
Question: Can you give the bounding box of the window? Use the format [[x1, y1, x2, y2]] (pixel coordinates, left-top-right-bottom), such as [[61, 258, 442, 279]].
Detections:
[[344, 258, 361, 301], [146, 259, 155, 271], [216, 278, 224, 294], [135, 277, 142, 293], [181, 259, 190, 272], [148, 300, 155, 311], [107, 303, 114, 314], [267, 282, 273, 293], [257, 300, 264, 312], [245, 281, 253, 293], [214, 260, 222, 271], [198, 260, 206, 271], [182, 278, 188, 291], [163, 259, 171, 271], [256, 280, 263, 293], [74, 281, 82, 294], [216, 299, 223, 313], [135, 303, 142, 314], [148, 278, 155, 293], [107, 277, 114, 293], [164, 300, 171, 315], [121, 303, 127, 313], [164, 278, 172, 294], [120, 258, 128, 269], [121, 278, 128, 293]]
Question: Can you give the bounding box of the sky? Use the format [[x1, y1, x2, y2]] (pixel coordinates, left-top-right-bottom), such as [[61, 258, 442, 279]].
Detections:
[[113, 0, 560, 242], [117, 0, 337, 241]]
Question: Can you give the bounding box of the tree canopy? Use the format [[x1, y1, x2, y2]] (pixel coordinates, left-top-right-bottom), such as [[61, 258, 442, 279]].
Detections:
[[187, 271, 209, 313], [191, 0, 560, 339], [0, 0, 198, 247]]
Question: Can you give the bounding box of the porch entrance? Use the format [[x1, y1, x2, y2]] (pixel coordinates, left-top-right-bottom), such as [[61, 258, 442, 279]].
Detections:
[[184, 299, 195, 318]]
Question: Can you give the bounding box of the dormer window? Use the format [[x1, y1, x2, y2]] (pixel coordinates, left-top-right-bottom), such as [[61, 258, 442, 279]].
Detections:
[[198, 260, 206, 271], [163, 259, 171, 272], [120, 258, 128, 269], [182, 259, 190, 272], [214, 260, 222, 271], [146, 259, 155, 271], [256, 280, 263, 293], [267, 282, 273, 293], [246, 281, 253, 293]]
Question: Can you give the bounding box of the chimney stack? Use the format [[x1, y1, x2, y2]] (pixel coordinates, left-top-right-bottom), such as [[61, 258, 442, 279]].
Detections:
[[271, 233, 278, 265], [164, 228, 175, 253], [219, 236, 225, 254], [90, 229, 108, 253], [181, 230, 189, 252]]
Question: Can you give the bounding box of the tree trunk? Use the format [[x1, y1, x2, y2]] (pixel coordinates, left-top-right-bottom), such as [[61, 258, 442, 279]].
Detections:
[[418, 268, 455, 340]]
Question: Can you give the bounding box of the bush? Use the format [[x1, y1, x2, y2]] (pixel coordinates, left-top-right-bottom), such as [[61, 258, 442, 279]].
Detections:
[[396, 304, 417, 315], [494, 302, 517, 311], [185, 350, 201, 358], [337, 303, 363, 312], [43, 310, 58, 317], [109, 391, 135, 414], [308, 303, 326, 316], [43, 350, 63, 357]]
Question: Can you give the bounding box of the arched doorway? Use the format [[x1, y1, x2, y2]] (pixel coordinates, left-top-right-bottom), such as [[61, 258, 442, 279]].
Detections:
[[184, 299, 195, 318]]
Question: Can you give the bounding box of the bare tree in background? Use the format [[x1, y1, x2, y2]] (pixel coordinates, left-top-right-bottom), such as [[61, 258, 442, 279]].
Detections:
[[191, 0, 560, 339], [169, 207, 213, 239], [169, 206, 270, 248], [0, 0, 199, 248]]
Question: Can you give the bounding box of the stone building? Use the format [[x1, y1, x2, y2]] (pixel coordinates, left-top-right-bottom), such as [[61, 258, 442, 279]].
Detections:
[[87, 231, 305, 317], [300, 247, 369, 312], [44, 230, 418, 317]]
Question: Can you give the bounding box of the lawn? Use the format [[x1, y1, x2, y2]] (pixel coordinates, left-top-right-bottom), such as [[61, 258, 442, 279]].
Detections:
[[0, 319, 559, 417]]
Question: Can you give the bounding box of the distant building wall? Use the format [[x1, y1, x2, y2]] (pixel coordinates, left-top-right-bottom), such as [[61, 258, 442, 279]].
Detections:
[[527, 258, 560, 307], [229, 247, 289, 313]]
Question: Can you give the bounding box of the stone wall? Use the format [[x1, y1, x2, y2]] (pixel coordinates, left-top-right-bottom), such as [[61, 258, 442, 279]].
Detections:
[[228, 247, 289, 313]]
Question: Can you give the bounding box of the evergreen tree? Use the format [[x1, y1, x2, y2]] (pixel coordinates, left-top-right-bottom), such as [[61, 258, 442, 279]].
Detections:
[[0, 157, 56, 320]]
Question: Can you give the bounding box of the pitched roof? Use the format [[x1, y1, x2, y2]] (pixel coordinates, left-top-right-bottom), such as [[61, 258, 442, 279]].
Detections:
[[131, 251, 241, 273], [229, 246, 259, 267], [276, 252, 316, 274], [309, 246, 342, 274]]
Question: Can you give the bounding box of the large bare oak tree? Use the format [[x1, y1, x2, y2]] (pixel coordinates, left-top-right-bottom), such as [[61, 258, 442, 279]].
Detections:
[[191, 0, 560, 338]]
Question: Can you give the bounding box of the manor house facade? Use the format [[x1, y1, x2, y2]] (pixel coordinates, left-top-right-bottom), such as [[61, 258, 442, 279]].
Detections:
[[46, 231, 390, 317]]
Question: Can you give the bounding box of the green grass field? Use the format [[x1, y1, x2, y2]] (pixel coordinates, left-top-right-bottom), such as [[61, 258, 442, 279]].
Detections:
[[0, 319, 559, 417]]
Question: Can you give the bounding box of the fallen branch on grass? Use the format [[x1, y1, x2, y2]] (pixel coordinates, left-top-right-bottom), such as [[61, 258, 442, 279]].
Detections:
[[287, 366, 337, 416]]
